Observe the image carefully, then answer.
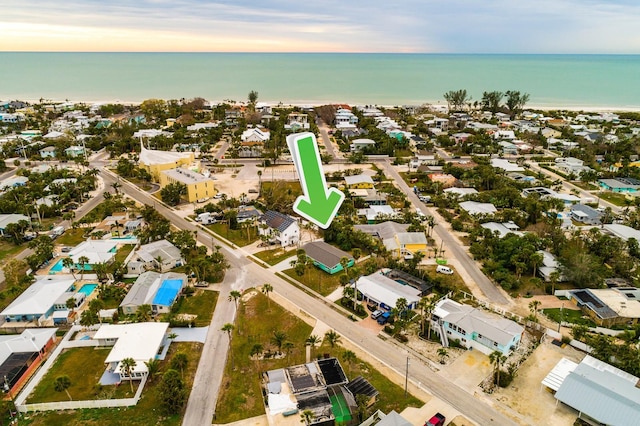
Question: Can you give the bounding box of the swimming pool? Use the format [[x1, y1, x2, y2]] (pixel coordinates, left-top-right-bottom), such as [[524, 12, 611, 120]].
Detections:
[[49, 258, 93, 273], [395, 278, 410, 286], [78, 284, 98, 297]]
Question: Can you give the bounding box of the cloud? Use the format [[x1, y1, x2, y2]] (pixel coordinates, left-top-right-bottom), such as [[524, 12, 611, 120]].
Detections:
[[1, 0, 639, 52]]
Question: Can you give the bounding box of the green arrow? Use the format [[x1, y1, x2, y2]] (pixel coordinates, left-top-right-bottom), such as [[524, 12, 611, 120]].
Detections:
[[289, 133, 344, 229]]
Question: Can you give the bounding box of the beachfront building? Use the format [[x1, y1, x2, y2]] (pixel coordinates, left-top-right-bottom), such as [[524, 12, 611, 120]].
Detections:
[[119, 271, 187, 315], [0, 276, 76, 326], [93, 322, 169, 382], [302, 241, 354, 275], [127, 239, 184, 274], [138, 141, 195, 181], [284, 113, 310, 131], [431, 298, 524, 355], [159, 167, 215, 203]]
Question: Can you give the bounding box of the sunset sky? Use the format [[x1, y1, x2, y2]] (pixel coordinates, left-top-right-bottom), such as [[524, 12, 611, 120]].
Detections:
[[2, 0, 640, 53]]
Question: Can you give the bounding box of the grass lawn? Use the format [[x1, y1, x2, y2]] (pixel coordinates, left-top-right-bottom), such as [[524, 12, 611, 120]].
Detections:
[[422, 265, 471, 294], [598, 191, 631, 207], [27, 347, 138, 403], [543, 308, 596, 327], [208, 223, 258, 247], [261, 180, 302, 195], [215, 291, 313, 423], [253, 248, 296, 266], [322, 343, 423, 415], [113, 245, 135, 263], [0, 239, 26, 270], [56, 229, 87, 246], [171, 290, 218, 326], [22, 342, 203, 426], [282, 266, 344, 297], [571, 181, 599, 191]]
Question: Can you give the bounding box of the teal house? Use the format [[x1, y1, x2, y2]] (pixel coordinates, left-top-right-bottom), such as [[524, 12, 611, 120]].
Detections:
[[302, 241, 354, 275]]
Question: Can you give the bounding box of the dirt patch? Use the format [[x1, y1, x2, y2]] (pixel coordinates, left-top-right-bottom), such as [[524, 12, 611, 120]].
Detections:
[[489, 339, 584, 426]]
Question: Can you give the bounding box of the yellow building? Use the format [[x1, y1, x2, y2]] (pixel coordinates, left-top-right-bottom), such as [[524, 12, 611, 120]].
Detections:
[[384, 232, 428, 259], [159, 168, 215, 203], [344, 174, 375, 190], [139, 144, 195, 181]]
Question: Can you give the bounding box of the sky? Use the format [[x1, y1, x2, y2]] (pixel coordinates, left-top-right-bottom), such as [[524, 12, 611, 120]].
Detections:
[[1, 0, 640, 53]]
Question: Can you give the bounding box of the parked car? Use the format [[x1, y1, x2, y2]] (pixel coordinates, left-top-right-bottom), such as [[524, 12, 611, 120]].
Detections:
[[377, 311, 391, 325], [436, 265, 454, 275], [425, 413, 446, 426], [371, 310, 384, 320]]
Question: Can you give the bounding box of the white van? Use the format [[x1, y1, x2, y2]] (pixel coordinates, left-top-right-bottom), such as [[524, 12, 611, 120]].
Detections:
[[436, 265, 454, 275]]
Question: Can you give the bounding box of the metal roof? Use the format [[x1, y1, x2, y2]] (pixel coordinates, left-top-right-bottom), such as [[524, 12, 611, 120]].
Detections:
[[555, 356, 640, 426]]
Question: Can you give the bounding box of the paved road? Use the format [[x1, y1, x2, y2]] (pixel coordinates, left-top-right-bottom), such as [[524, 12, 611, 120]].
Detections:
[[378, 160, 510, 305], [103, 168, 519, 426], [527, 161, 621, 213], [317, 119, 338, 159]]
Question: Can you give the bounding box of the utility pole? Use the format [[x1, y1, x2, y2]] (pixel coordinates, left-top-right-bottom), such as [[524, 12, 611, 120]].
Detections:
[[404, 355, 410, 398]]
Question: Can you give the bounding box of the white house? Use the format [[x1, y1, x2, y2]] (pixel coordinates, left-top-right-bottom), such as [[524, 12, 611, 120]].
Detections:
[[119, 271, 187, 315], [93, 322, 169, 382], [431, 298, 524, 355], [258, 210, 300, 247], [354, 272, 421, 311], [0, 275, 76, 324], [127, 239, 183, 274], [67, 240, 118, 264], [459, 201, 497, 216], [350, 138, 376, 152], [241, 127, 270, 143], [284, 113, 310, 131], [490, 158, 524, 173]]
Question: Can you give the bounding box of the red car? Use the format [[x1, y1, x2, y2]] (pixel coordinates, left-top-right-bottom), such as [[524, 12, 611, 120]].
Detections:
[[425, 413, 446, 426]]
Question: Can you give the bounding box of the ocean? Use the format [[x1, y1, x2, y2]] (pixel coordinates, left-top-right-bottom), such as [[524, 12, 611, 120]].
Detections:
[[1, 53, 639, 109]]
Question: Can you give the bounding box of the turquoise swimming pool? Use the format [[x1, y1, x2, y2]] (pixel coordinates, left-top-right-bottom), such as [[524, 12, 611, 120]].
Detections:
[[49, 258, 93, 273], [78, 284, 98, 296]]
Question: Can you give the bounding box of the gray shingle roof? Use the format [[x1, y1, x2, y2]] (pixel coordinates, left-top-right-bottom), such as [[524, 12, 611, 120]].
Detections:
[[302, 241, 352, 269]]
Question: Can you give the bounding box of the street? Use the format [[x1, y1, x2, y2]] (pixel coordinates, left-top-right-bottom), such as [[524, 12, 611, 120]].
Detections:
[[377, 160, 511, 305], [100, 167, 518, 425]]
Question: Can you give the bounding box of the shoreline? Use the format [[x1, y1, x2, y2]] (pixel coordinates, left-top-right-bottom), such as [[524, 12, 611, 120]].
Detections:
[[12, 97, 640, 113]]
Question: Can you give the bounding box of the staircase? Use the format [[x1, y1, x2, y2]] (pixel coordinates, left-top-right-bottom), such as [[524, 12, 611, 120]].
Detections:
[[437, 322, 449, 347]]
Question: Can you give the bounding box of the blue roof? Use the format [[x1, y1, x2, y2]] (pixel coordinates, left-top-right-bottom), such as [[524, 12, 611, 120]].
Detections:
[[152, 279, 184, 307]]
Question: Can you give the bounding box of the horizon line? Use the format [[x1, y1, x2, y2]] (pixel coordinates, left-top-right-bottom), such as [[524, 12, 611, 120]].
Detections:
[[1, 51, 640, 55]]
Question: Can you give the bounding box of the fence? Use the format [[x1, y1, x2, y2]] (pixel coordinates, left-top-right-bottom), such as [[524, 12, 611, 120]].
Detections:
[[19, 375, 147, 413], [458, 291, 548, 333]]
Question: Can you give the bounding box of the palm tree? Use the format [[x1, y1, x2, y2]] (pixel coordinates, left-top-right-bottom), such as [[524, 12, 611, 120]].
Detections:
[[222, 323, 235, 368], [250, 343, 264, 371], [171, 352, 188, 379], [111, 181, 122, 195], [54, 375, 72, 400], [300, 409, 315, 425], [271, 330, 288, 355], [62, 257, 76, 279], [257, 170, 262, 196], [262, 283, 273, 310], [437, 348, 449, 365], [228, 290, 241, 310], [144, 358, 161, 383], [120, 357, 137, 392], [136, 304, 152, 322], [324, 330, 342, 352], [528, 300, 541, 321], [489, 350, 507, 388], [78, 255, 89, 281], [305, 334, 321, 360], [110, 220, 122, 237], [342, 349, 356, 375], [282, 341, 294, 361]]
